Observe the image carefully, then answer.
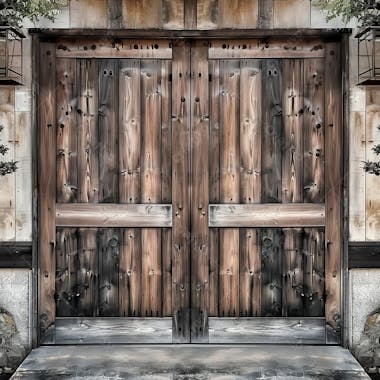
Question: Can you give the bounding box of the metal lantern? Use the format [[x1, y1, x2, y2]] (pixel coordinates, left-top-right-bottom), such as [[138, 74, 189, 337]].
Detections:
[[0, 27, 25, 85], [356, 26, 380, 85]]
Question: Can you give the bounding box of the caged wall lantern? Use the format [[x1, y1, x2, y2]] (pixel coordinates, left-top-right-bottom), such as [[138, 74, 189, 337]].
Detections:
[[0, 27, 25, 85], [356, 27, 380, 85]]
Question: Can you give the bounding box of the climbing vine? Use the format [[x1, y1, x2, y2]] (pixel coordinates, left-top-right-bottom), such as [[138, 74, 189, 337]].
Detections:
[[0, 125, 17, 176]]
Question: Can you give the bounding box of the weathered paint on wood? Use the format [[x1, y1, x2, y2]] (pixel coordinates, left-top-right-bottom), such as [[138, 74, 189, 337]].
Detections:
[[209, 317, 325, 344], [56, 204, 173, 227], [171, 41, 191, 342], [325, 42, 342, 343], [209, 203, 325, 227], [38, 42, 57, 335], [209, 39, 325, 59], [190, 42, 209, 342]]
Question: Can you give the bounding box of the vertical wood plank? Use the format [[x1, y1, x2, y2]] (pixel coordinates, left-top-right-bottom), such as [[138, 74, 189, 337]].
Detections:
[[261, 228, 282, 317], [184, 0, 197, 29], [282, 59, 303, 204], [77, 59, 99, 204], [70, 0, 108, 28], [191, 42, 209, 342], [239, 59, 262, 317], [219, 60, 240, 317], [365, 88, 380, 241], [119, 59, 142, 317], [56, 58, 77, 203], [325, 42, 342, 343], [209, 60, 220, 317], [77, 228, 98, 317], [218, 0, 259, 29], [261, 59, 282, 203], [163, 0, 184, 29], [98, 228, 120, 316], [304, 58, 325, 203], [122, 0, 163, 29], [99, 60, 119, 203], [172, 41, 191, 342], [141, 60, 162, 317], [282, 228, 303, 317], [55, 228, 78, 316], [38, 42, 56, 335], [107, 0, 122, 28], [303, 227, 325, 317], [161, 60, 173, 317], [0, 87, 15, 241], [197, 0, 218, 29], [258, 0, 273, 28]]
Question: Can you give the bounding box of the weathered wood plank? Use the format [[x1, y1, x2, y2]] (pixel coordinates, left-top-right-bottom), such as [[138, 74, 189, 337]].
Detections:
[[98, 229, 120, 316], [304, 58, 325, 203], [261, 59, 282, 203], [282, 228, 303, 317], [258, 0, 273, 28], [38, 42, 56, 336], [209, 317, 325, 344], [122, 0, 163, 29], [56, 39, 172, 59], [163, 0, 184, 30], [107, 0, 122, 28], [77, 228, 98, 317], [196, 0, 218, 29], [0, 242, 32, 268], [218, 0, 258, 29], [219, 59, 240, 317], [209, 60, 219, 317], [349, 242, 380, 268], [325, 42, 342, 343], [171, 41, 191, 342], [141, 60, 162, 317], [56, 228, 78, 316], [209, 203, 325, 227], [77, 59, 99, 203], [261, 229, 282, 317], [184, 0, 197, 29], [273, 0, 311, 29], [69, 0, 108, 28], [48, 317, 172, 344], [365, 88, 380, 241], [282, 59, 303, 203], [161, 59, 172, 317], [99, 59, 119, 203], [209, 39, 325, 59], [0, 87, 15, 241], [56, 204, 173, 227], [56, 58, 77, 203], [190, 42, 209, 342]]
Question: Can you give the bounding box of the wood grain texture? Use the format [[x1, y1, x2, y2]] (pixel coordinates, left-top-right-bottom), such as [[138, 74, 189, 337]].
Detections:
[[38, 42, 56, 336], [365, 88, 380, 240], [209, 203, 325, 227], [258, 0, 273, 28], [197, 0, 218, 29], [219, 59, 240, 318], [303, 58, 325, 203], [49, 317, 172, 344], [209, 39, 325, 59], [99, 59, 119, 203], [325, 42, 342, 343], [171, 41, 191, 342], [56, 39, 172, 59], [56, 204, 172, 227], [77, 59, 99, 203], [208, 60, 220, 317], [70, 0, 108, 28], [56, 58, 77, 203], [184, 0, 197, 29], [209, 317, 325, 344], [163, 0, 184, 29], [282, 59, 303, 203], [107, 0, 122, 28], [261, 59, 282, 203], [122, 0, 163, 29], [190, 42, 209, 342]]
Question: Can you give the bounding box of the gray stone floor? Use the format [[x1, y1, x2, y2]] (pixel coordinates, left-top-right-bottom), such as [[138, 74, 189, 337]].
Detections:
[[11, 345, 369, 379]]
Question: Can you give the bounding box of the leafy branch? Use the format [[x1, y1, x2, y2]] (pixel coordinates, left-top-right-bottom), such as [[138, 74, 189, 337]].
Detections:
[[363, 127, 380, 176], [0, 125, 17, 176]]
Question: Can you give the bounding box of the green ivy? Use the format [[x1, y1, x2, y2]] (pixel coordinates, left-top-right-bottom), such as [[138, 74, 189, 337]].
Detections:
[[0, 0, 69, 27], [0, 125, 17, 176]]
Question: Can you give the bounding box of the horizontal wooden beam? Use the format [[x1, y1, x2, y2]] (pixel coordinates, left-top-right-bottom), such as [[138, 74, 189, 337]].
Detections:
[[0, 242, 32, 268], [209, 39, 325, 59], [42, 318, 172, 344], [349, 242, 380, 268], [56, 204, 172, 227], [209, 317, 326, 344], [209, 203, 325, 227], [29, 28, 351, 40], [55, 38, 172, 59]]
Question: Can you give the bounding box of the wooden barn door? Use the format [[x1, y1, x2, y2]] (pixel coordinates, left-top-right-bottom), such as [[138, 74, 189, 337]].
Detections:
[[190, 40, 343, 344]]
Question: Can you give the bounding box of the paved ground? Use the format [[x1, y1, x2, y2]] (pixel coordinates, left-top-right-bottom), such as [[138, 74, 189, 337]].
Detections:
[[11, 344, 369, 379]]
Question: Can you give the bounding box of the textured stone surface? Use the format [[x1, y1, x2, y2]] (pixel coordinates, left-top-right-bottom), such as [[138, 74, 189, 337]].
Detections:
[[0, 270, 32, 373], [350, 269, 380, 348]]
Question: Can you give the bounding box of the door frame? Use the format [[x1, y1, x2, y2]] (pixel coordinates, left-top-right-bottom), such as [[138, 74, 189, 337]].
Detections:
[[31, 29, 350, 347]]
